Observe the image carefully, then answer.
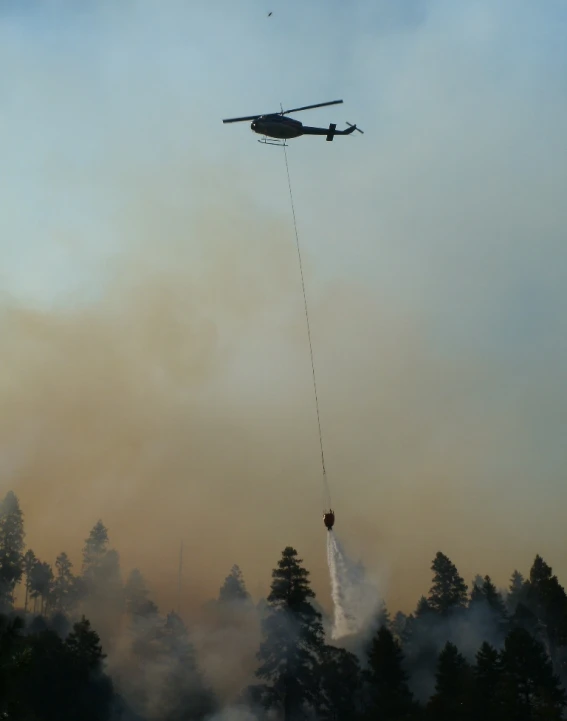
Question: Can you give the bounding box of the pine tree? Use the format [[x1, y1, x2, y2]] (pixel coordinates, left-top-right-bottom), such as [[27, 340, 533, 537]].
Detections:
[[65, 616, 107, 672], [6, 614, 115, 721], [157, 611, 216, 721], [81, 522, 124, 649], [251, 546, 325, 721], [218, 564, 252, 605], [427, 642, 473, 720], [28, 560, 54, 615], [52, 552, 80, 616], [0, 491, 25, 610], [481, 576, 507, 617], [500, 626, 566, 720], [526, 555, 567, 659], [125, 569, 158, 618], [402, 598, 439, 701], [415, 596, 433, 618], [469, 581, 484, 606], [468, 575, 509, 644], [473, 642, 502, 721], [319, 645, 361, 721], [391, 611, 408, 643], [82, 520, 109, 577], [363, 625, 418, 720], [507, 569, 528, 613], [375, 600, 391, 630], [22, 549, 36, 613], [61, 615, 115, 720], [512, 601, 542, 638], [428, 552, 468, 616]]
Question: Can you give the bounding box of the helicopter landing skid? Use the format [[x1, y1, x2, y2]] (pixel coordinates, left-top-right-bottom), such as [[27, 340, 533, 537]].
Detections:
[[258, 137, 288, 147]]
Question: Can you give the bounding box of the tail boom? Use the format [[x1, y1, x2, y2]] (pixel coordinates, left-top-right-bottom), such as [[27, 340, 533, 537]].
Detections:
[[300, 123, 359, 140]]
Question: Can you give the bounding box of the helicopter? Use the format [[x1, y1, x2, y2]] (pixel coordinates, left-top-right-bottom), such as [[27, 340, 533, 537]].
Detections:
[[222, 99, 363, 146], [323, 510, 335, 531]]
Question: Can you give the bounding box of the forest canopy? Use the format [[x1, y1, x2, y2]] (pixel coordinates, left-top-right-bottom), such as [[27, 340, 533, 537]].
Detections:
[[0, 490, 566, 721]]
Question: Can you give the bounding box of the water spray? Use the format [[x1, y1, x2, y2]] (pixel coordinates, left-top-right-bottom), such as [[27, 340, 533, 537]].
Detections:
[[326, 530, 383, 640]]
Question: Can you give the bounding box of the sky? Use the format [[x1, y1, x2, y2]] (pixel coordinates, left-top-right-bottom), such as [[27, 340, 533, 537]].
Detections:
[[1, 0, 567, 617]]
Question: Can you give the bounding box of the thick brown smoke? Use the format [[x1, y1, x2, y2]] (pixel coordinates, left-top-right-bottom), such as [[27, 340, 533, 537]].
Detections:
[[2, 0, 567, 624]]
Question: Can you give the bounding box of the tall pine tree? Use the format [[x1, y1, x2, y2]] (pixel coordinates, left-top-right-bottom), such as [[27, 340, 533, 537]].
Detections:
[[319, 645, 361, 721], [0, 491, 25, 610], [473, 642, 502, 721], [500, 626, 566, 720], [157, 611, 216, 721], [507, 570, 528, 614], [22, 549, 36, 613], [526, 555, 567, 661], [427, 642, 473, 721], [28, 560, 54, 615], [363, 625, 418, 721], [251, 546, 325, 721], [52, 552, 81, 616], [428, 552, 468, 616], [218, 564, 252, 605], [81, 522, 124, 648]]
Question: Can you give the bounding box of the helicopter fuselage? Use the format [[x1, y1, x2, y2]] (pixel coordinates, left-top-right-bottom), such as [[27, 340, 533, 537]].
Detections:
[[251, 114, 304, 139]]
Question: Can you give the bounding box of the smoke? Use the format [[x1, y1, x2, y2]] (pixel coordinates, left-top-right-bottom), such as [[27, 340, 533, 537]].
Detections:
[[1, 0, 567, 625], [327, 531, 383, 640]]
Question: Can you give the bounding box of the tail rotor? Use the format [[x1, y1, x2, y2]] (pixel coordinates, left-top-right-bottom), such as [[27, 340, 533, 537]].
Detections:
[[346, 122, 364, 135]]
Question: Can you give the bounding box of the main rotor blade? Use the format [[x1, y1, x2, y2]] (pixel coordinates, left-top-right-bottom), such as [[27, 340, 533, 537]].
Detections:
[[283, 99, 343, 115], [222, 114, 262, 124]]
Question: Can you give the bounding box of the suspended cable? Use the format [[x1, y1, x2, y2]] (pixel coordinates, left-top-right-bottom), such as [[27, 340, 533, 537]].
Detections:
[[283, 145, 331, 508]]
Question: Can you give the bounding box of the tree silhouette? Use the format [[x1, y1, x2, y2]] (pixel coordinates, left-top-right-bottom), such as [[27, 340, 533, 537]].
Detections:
[[481, 576, 507, 617], [427, 641, 473, 720], [428, 552, 468, 616], [526, 555, 567, 661], [375, 600, 392, 631], [22, 548, 36, 613], [473, 642, 502, 721], [125, 568, 158, 618], [218, 564, 252, 605], [82, 520, 109, 575], [52, 552, 81, 616], [81, 522, 124, 648], [1, 613, 114, 721], [0, 614, 26, 718], [391, 611, 408, 643], [29, 559, 54, 615], [320, 644, 361, 721], [66, 615, 106, 671], [363, 625, 418, 720], [403, 596, 440, 701], [500, 626, 566, 720], [0, 491, 25, 610], [468, 575, 509, 645], [157, 611, 216, 721], [251, 546, 325, 720], [507, 569, 528, 614]]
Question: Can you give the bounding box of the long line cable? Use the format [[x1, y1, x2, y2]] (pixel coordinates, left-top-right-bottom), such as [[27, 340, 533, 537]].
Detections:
[[283, 144, 331, 508]]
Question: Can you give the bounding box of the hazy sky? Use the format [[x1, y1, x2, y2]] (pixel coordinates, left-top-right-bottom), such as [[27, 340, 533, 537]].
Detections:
[[1, 0, 567, 617]]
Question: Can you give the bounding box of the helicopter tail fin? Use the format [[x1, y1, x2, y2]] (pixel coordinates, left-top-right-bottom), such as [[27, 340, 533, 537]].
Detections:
[[325, 123, 337, 141]]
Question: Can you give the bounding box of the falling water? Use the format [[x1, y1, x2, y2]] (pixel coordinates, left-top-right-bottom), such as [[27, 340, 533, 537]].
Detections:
[[326, 531, 382, 640]]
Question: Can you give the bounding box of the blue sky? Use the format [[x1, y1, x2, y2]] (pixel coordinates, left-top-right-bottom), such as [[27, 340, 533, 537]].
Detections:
[[2, 0, 567, 612]]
